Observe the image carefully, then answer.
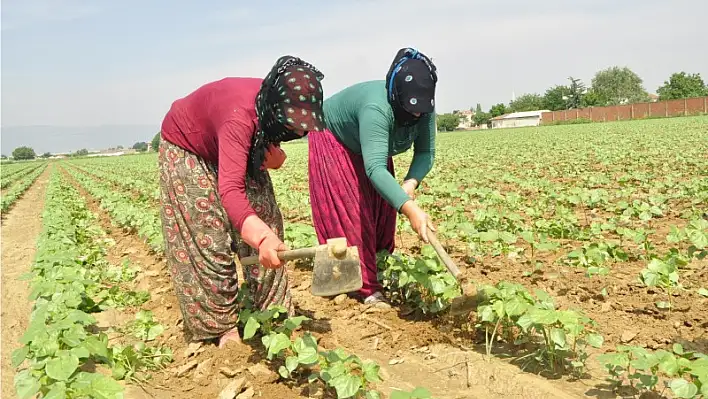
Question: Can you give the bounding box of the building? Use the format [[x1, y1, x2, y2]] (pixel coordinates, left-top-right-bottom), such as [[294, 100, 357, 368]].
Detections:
[[490, 110, 550, 129], [456, 110, 475, 129], [86, 148, 138, 157]]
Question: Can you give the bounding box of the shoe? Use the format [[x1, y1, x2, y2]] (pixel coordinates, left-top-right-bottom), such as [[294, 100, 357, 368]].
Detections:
[[363, 291, 385, 304]]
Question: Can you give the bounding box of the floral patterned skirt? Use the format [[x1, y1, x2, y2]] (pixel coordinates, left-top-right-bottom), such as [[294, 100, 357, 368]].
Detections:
[[158, 137, 293, 341]]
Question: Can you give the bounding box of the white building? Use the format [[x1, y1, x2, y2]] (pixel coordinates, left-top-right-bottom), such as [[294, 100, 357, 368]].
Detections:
[[87, 151, 126, 157], [456, 110, 475, 129], [490, 110, 550, 129]]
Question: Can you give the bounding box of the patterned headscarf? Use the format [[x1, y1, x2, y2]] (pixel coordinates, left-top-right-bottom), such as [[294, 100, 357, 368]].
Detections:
[[248, 55, 325, 182], [385, 48, 437, 127]]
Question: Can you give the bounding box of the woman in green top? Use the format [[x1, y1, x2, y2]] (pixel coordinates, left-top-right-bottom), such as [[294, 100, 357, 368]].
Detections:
[[308, 48, 438, 304]]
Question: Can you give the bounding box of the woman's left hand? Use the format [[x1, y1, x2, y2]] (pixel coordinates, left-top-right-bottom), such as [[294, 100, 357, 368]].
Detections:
[[401, 179, 418, 199]]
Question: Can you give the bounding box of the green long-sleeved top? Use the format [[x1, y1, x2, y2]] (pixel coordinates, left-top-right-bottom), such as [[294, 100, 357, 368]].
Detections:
[[323, 80, 436, 211]]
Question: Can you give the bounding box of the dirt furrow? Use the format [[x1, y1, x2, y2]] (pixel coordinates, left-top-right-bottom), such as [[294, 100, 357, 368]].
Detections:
[[61, 164, 596, 398], [1, 166, 52, 399]]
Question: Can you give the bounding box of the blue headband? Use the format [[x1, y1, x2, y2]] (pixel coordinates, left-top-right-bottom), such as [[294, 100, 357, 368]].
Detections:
[[387, 48, 423, 102]]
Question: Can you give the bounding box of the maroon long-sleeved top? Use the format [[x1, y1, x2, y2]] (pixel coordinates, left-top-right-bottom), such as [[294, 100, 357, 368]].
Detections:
[[161, 77, 262, 232]]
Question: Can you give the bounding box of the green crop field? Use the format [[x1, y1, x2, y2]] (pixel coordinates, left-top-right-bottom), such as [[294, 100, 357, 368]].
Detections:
[[3, 116, 707, 399]]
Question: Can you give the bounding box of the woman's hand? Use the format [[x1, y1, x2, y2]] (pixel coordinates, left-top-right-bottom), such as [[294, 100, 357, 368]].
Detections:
[[241, 215, 287, 268], [401, 179, 418, 200], [400, 200, 435, 243], [258, 233, 287, 269]]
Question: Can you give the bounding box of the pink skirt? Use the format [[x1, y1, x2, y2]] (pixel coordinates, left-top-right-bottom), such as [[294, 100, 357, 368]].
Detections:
[[307, 129, 397, 298]]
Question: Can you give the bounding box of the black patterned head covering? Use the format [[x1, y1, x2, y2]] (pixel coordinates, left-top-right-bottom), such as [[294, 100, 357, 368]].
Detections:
[[248, 55, 325, 182], [385, 48, 437, 127]]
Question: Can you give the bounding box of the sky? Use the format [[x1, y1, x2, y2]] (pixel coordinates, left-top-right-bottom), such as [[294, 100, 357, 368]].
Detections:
[[1, 0, 707, 154]]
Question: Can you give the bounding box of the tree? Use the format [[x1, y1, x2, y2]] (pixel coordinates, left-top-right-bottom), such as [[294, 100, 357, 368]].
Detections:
[[1, 155, 8, 160], [657, 72, 708, 100], [12, 146, 36, 160], [41, 152, 52, 158], [543, 85, 569, 111], [581, 88, 602, 107], [591, 66, 648, 105], [151, 132, 161, 152], [436, 113, 460, 132], [489, 103, 507, 118], [117, 145, 124, 149], [508, 93, 544, 112], [75, 149, 89, 156], [473, 111, 490, 127], [566, 76, 586, 109], [132, 142, 149, 152], [472, 103, 490, 126]]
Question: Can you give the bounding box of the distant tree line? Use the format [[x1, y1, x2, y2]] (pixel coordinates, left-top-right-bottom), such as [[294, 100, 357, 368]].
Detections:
[[10, 69, 708, 155], [437, 67, 708, 130], [8, 138, 155, 161]]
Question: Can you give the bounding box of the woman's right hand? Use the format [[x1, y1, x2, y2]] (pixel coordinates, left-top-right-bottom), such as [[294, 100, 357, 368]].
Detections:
[[400, 200, 435, 243], [258, 233, 287, 269], [241, 215, 287, 269]]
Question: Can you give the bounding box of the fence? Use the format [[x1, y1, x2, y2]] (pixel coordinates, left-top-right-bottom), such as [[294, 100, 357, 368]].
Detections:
[[541, 96, 708, 124]]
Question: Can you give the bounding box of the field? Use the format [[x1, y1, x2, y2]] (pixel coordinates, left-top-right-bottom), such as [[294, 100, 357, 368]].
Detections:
[[1, 116, 707, 399]]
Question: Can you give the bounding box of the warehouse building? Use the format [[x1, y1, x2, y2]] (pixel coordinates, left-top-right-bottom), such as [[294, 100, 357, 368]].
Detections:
[[490, 110, 550, 129]]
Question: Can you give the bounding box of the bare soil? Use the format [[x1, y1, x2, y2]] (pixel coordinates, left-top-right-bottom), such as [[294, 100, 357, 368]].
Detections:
[[61, 166, 592, 398], [7, 165, 703, 398], [1, 167, 51, 399]]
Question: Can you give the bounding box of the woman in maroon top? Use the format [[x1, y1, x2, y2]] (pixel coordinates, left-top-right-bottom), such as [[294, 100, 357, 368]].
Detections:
[[158, 56, 326, 347]]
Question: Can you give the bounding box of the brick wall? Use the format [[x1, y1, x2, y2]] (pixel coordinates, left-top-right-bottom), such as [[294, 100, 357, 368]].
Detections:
[[541, 96, 708, 124]]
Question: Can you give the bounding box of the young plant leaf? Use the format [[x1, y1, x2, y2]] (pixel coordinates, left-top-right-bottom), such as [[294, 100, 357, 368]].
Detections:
[[14, 369, 41, 399], [293, 337, 318, 365], [586, 333, 604, 348], [147, 324, 165, 341], [264, 332, 291, 360], [329, 373, 362, 398], [42, 382, 68, 399], [45, 351, 80, 381], [284, 315, 309, 332], [285, 356, 299, 373], [669, 378, 698, 398], [11, 346, 29, 368], [243, 317, 260, 340]]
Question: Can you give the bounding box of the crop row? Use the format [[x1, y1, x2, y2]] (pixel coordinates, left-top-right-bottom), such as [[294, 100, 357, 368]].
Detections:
[[2, 162, 38, 177], [63, 165, 164, 253], [1, 163, 48, 213], [69, 161, 158, 201], [62, 160, 437, 398], [50, 118, 707, 397], [12, 170, 126, 398], [12, 168, 175, 398], [1, 163, 32, 177], [72, 156, 159, 187], [1, 162, 45, 189]]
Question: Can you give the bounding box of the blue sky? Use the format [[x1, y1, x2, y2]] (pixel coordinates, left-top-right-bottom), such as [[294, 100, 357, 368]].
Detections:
[[1, 0, 707, 153]]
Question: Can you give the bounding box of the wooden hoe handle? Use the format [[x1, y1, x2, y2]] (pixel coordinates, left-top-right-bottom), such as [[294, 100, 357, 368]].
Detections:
[[239, 247, 317, 266], [426, 228, 462, 280]]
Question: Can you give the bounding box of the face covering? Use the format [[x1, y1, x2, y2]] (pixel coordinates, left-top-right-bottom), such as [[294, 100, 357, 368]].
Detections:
[[248, 56, 325, 182], [385, 48, 438, 128]]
